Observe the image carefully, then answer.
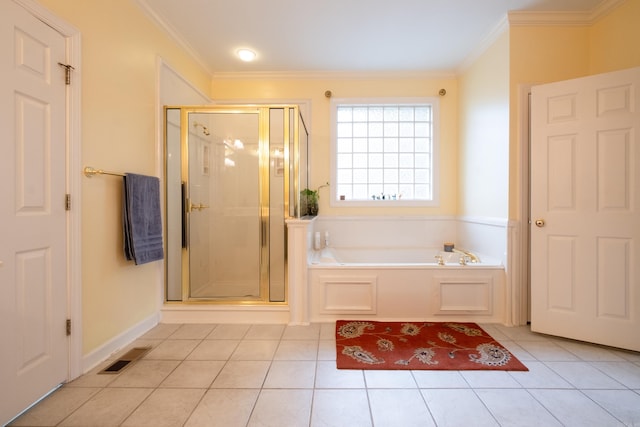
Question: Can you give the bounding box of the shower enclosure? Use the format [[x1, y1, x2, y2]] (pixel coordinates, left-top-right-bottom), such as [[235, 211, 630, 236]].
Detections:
[[164, 105, 308, 303]]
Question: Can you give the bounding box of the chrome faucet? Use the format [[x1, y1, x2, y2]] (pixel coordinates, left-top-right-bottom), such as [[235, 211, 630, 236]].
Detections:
[[452, 248, 480, 263]]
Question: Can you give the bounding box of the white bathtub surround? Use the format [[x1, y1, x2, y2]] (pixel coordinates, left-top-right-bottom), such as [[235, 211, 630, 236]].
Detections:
[[311, 215, 507, 267], [286, 217, 316, 325], [305, 215, 509, 325], [309, 254, 505, 324], [455, 216, 509, 266]]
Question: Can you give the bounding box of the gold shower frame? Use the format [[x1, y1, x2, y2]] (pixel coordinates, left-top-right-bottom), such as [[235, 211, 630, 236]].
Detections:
[[163, 105, 306, 305]]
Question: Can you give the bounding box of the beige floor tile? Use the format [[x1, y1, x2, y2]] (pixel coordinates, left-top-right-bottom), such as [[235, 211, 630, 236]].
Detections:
[[476, 388, 563, 427], [107, 360, 180, 388], [144, 339, 200, 360], [64, 362, 119, 388], [517, 341, 580, 361], [9, 387, 101, 427], [412, 370, 469, 388], [545, 361, 626, 389], [317, 340, 337, 361], [160, 360, 225, 388], [315, 361, 365, 388], [459, 370, 522, 388], [274, 339, 318, 360], [591, 361, 640, 388], [58, 388, 153, 427], [528, 389, 623, 426], [229, 339, 279, 360], [311, 389, 371, 427], [507, 361, 572, 389], [210, 361, 270, 388], [319, 322, 336, 340], [184, 389, 259, 427], [140, 324, 181, 340], [244, 324, 285, 340], [263, 361, 316, 388], [282, 324, 321, 340], [206, 324, 250, 339], [369, 389, 435, 427], [16, 323, 640, 427], [422, 388, 497, 426], [582, 390, 640, 425], [364, 369, 417, 388], [187, 339, 239, 360], [553, 339, 627, 361], [121, 388, 205, 427], [247, 389, 312, 427], [169, 324, 216, 340]]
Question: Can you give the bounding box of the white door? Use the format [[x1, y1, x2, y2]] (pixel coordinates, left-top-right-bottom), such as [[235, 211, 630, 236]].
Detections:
[[0, 1, 69, 424], [530, 67, 640, 352]]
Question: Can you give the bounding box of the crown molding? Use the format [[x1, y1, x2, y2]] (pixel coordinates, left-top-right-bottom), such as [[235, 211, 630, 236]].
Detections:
[[508, 0, 627, 26], [211, 70, 457, 81], [133, 0, 213, 75], [457, 14, 509, 74], [590, 0, 627, 21]]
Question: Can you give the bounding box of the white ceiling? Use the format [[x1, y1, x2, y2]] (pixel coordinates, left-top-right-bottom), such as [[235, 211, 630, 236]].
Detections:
[[137, 0, 607, 75]]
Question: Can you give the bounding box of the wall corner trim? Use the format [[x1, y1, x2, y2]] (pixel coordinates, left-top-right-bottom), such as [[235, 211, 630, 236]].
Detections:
[[508, 0, 627, 27]]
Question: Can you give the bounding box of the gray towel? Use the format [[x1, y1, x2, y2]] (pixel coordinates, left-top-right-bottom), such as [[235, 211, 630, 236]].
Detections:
[[123, 173, 164, 265]]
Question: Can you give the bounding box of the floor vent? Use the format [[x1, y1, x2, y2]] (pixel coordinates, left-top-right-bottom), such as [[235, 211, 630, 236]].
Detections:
[[99, 346, 151, 374]]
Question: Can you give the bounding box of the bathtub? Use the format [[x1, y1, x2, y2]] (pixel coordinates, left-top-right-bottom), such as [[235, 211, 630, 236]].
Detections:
[[311, 247, 501, 266], [307, 246, 506, 324]]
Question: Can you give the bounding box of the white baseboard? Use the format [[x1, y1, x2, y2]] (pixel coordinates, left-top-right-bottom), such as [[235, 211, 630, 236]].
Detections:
[[81, 313, 160, 374]]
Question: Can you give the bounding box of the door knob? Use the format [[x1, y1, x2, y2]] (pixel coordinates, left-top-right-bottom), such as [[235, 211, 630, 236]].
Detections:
[[535, 219, 545, 227]]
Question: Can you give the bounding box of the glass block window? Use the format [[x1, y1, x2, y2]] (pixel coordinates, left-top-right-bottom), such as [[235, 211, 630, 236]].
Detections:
[[331, 98, 439, 206]]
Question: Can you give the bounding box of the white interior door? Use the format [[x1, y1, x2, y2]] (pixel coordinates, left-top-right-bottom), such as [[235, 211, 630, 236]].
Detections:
[[530, 67, 640, 351], [0, 1, 69, 424]]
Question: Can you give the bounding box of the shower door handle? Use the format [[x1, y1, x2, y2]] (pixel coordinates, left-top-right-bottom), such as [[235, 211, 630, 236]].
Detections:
[[189, 202, 210, 212]]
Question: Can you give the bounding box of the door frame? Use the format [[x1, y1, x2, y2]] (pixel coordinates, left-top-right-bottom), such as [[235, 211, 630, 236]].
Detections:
[[513, 83, 535, 326], [14, 0, 83, 380]]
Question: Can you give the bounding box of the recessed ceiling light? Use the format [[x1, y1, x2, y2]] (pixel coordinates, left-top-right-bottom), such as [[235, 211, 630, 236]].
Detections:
[[237, 49, 256, 62]]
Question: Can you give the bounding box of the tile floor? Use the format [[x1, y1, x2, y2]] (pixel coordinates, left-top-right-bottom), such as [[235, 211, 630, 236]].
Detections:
[[8, 323, 640, 427]]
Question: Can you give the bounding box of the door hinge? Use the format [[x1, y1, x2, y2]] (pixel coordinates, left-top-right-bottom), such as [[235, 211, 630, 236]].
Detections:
[[66, 319, 71, 336], [57, 62, 75, 85], [65, 194, 71, 211]]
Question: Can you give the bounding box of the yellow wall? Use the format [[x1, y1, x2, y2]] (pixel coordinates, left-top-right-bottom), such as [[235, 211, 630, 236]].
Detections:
[[458, 30, 510, 218], [508, 0, 640, 219], [38, 0, 210, 354], [508, 25, 590, 219], [589, 0, 640, 73], [212, 75, 459, 216]]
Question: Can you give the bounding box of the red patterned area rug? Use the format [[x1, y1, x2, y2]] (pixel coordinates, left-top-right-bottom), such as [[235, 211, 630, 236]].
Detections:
[[336, 320, 528, 371]]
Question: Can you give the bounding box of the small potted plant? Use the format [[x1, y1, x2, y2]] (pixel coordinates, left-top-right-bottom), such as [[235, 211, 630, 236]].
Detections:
[[301, 182, 329, 216]]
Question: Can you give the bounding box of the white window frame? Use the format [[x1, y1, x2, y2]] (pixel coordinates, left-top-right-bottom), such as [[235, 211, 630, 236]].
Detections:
[[330, 97, 440, 207]]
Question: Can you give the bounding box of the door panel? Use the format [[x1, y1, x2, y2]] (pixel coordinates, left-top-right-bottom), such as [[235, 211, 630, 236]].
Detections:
[[0, 1, 68, 424], [530, 67, 640, 351]]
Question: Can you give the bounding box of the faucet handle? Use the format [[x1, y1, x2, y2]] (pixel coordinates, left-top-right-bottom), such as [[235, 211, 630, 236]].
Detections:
[[434, 255, 445, 266]]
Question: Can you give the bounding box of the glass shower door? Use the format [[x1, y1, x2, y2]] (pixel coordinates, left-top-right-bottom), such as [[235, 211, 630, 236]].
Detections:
[[187, 111, 262, 299]]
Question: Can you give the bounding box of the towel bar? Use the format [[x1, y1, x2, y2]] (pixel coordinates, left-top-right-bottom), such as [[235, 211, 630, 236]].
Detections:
[[84, 166, 125, 177]]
